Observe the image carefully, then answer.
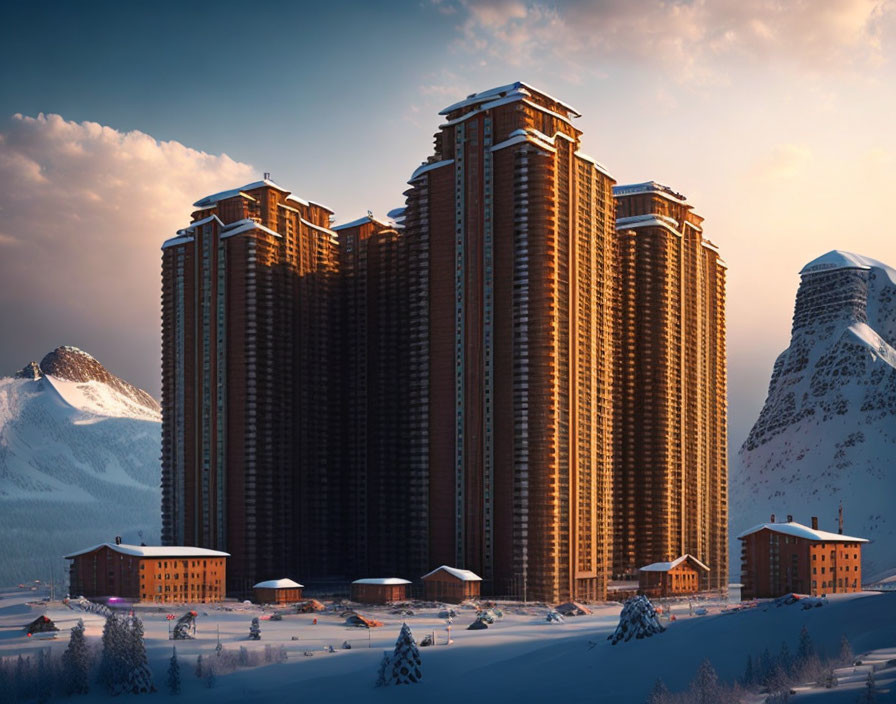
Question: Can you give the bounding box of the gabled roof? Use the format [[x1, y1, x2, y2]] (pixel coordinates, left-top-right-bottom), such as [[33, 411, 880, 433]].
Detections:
[[640, 554, 710, 573], [352, 578, 411, 586], [64, 543, 230, 559], [422, 565, 482, 582], [253, 578, 304, 589], [737, 521, 869, 543]]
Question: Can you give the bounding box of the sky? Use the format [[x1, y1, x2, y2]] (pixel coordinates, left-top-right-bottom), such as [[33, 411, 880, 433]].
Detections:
[[1, 0, 894, 452]]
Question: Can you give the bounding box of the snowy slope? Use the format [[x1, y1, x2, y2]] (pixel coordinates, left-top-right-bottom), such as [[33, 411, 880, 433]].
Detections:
[[0, 347, 160, 585], [731, 251, 896, 579]]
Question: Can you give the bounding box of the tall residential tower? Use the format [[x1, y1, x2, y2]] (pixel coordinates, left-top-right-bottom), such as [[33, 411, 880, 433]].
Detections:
[[613, 182, 728, 590]]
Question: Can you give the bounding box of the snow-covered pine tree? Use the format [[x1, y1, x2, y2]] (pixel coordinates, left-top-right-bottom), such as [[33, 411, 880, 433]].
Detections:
[[123, 615, 155, 694], [204, 664, 216, 689], [608, 596, 665, 644], [839, 634, 854, 665], [14, 655, 31, 703], [647, 678, 671, 703], [100, 613, 129, 694], [249, 617, 261, 641], [194, 654, 204, 679], [374, 651, 391, 687], [167, 647, 181, 695], [62, 618, 90, 695], [758, 647, 774, 685], [691, 659, 723, 704], [389, 623, 422, 685], [778, 640, 794, 676]]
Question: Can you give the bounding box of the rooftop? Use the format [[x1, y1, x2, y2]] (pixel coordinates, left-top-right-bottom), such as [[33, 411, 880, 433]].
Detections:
[[253, 578, 304, 589], [800, 250, 896, 285], [640, 554, 710, 573], [737, 521, 869, 543], [193, 179, 290, 209], [439, 81, 581, 118], [352, 578, 412, 586], [422, 565, 482, 582], [613, 181, 687, 203], [64, 543, 230, 559]]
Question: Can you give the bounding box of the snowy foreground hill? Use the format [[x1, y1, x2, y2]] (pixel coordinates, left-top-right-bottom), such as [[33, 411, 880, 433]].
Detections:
[[1, 588, 894, 703], [0, 346, 161, 585], [732, 251, 896, 580]]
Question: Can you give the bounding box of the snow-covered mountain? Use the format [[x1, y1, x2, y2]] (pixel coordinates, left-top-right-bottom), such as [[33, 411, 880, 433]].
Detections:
[[731, 251, 896, 580], [0, 346, 161, 586]]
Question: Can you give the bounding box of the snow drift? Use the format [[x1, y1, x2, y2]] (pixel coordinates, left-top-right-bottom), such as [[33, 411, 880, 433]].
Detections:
[[0, 346, 161, 585], [731, 251, 896, 579]]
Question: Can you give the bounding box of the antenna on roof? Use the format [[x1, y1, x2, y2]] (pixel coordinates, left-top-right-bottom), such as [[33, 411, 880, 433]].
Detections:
[[838, 502, 844, 534], [367, 209, 374, 218], [264, 172, 271, 180]]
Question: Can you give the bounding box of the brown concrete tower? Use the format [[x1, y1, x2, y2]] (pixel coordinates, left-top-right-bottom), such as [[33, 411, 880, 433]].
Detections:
[[613, 181, 728, 590], [160, 179, 341, 596], [403, 82, 618, 601]]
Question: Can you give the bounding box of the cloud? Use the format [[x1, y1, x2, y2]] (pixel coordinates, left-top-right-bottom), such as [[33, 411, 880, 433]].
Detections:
[[751, 143, 813, 180], [0, 113, 254, 393], [443, 0, 894, 82]]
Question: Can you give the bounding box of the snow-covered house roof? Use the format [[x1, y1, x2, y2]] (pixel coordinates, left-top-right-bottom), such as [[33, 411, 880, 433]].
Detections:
[[64, 543, 230, 559], [332, 215, 395, 231], [252, 578, 304, 589], [736, 521, 869, 544], [421, 565, 482, 582], [639, 554, 710, 573], [352, 578, 412, 586], [613, 181, 688, 203]]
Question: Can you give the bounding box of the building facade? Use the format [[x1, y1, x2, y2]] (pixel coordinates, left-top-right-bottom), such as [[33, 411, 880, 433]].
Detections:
[[160, 179, 341, 596], [404, 82, 618, 602], [638, 554, 709, 598], [65, 543, 228, 603], [739, 518, 867, 600], [612, 182, 728, 590]]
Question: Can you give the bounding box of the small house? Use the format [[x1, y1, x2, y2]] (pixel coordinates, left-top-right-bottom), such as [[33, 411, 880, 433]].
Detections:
[[638, 555, 709, 597], [351, 578, 412, 604], [252, 578, 304, 604], [422, 565, 482, 603]]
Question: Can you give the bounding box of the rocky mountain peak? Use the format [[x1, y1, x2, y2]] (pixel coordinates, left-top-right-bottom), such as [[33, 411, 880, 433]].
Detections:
[[15, 361, 42, 380]]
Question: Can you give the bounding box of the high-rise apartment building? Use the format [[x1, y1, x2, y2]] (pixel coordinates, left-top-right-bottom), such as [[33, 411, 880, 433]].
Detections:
[[613, 182, 728, 590], [403, 82, 618, 602], [160, 179, 341, 596]]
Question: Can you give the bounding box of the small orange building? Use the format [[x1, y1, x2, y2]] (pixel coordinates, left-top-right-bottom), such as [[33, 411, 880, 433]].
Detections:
[[351, 578, 411, 604], [252, 579, 304, 604], [65, 543, 228, 603], [422, 566, 482, 603], [739, 517, 868, 600], [638, 555, 709, 597]]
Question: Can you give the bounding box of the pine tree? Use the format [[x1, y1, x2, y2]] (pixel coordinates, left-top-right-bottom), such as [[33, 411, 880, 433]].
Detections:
[[858, 670, 876, 704], [62, 618, 90, 695], [123, 615, 155, 694], [743, 654, 755, 686], [374, 651, 391, 687], [249, 617, 261, 641], [100, 613, 129, 694], [647, 678, 670, 704], [797, 625, 815, 663], [36, 648, 52, 704], [14, 655, 31, 703], [691, 659, 722, 704], [204, 664, 216, 689], [389, 623, 422, 685], [167, 647, 181, 695], [194, 654, 204, 679], [839, 634, 854, 665], [779, 640, 794, 676], [759, 648, 774, 685]]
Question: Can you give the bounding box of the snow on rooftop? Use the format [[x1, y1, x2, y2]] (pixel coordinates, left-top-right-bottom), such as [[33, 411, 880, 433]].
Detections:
[[161, 235, 193, 250], [616, 214, 682, 236], [614, 181, 688, 204], [219, 218, 282, 240], [422, 565, 482, 582], [253, 578, 304, 589], [800, 250, 896, 285], [639, 554, 710, 573], [352, 578, 412, 585], [409, 158, 454, 182], [737, 521, 869, 543], [65, 543, 230, 559], [193, 179, 290, 208], [332, 215, 393, 231], [439, 81, 581, 118]]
